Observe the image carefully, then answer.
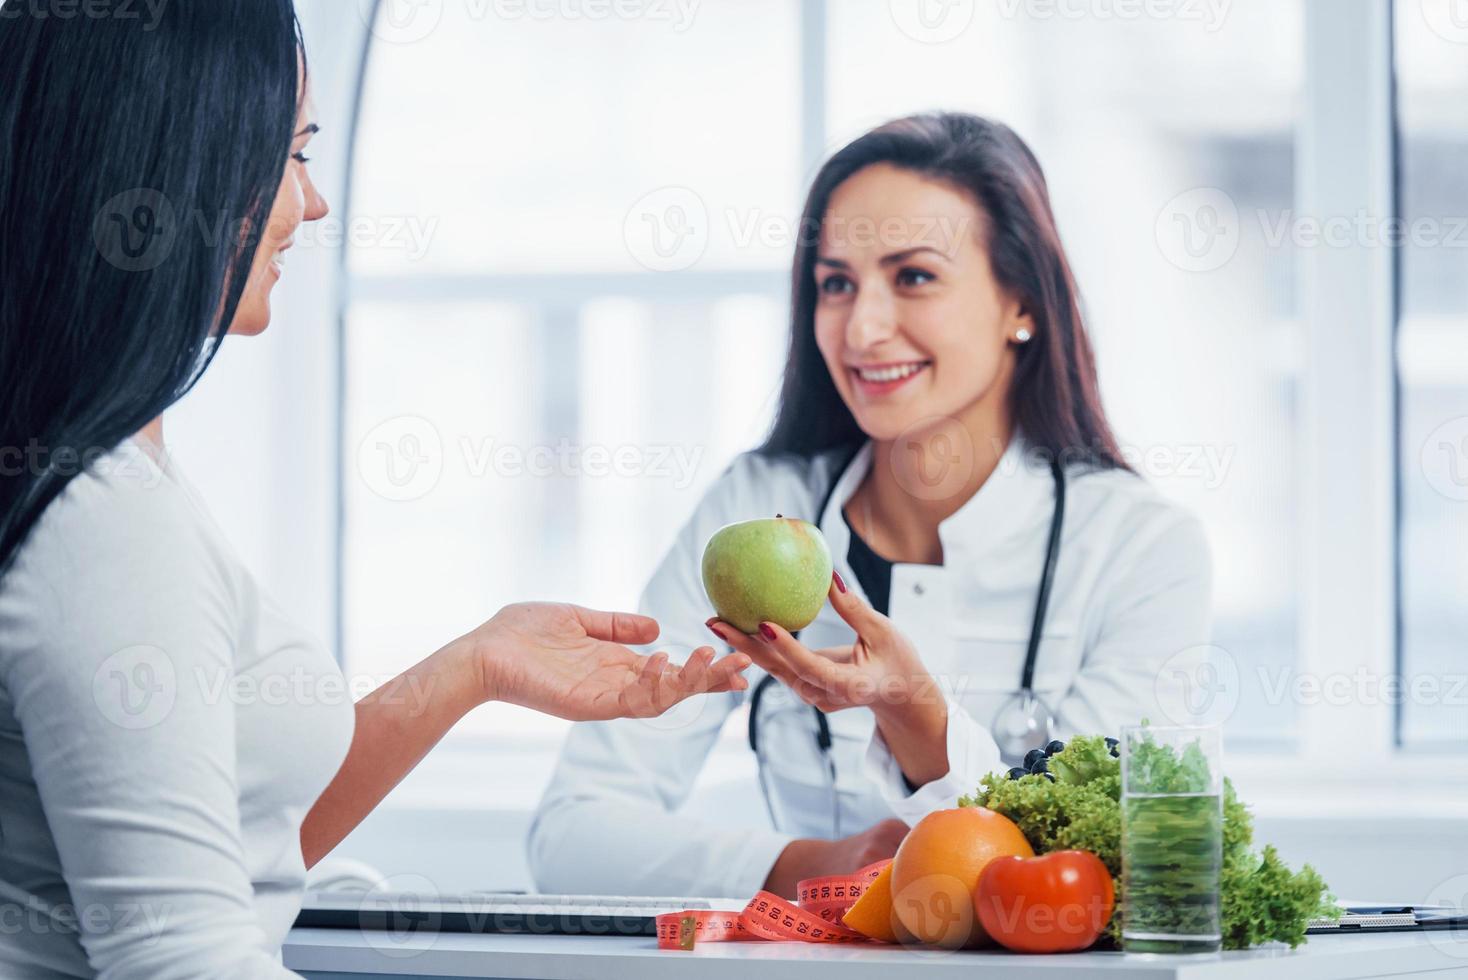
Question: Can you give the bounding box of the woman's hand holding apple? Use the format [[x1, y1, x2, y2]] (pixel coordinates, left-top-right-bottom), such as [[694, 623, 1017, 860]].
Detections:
[[706, 573, 952, 788]]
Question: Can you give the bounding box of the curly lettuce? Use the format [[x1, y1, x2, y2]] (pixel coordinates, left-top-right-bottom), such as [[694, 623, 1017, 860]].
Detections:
[[958, 734, 1339, 949]]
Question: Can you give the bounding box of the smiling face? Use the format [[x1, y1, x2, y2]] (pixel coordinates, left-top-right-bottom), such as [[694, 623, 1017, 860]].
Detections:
[[812, 163, 1033, 445], [226, 74, 330, 336]]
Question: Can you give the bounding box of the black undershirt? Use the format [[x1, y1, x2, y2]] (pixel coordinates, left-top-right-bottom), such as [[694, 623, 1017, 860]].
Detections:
[[841, 509, 895, 616], [841, 510, 927, 794]]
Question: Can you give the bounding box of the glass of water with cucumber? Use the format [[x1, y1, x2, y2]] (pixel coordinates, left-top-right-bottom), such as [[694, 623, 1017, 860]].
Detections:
[[1120, 724, 1223, 954]]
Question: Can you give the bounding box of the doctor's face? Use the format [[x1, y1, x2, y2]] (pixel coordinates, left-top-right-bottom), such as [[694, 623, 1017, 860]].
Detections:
[[812, 164, 1032, 444]]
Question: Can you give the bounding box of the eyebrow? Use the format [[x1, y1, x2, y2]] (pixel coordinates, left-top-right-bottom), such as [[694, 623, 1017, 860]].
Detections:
[[815, 246, 951, 269], [295, 123, 320, 138]]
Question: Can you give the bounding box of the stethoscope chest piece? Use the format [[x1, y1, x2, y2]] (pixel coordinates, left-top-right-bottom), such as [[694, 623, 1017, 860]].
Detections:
[[991, 689, 1057, 763]]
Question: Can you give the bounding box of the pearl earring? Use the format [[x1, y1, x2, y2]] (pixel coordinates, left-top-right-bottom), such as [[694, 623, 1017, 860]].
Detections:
[[1015, 328, 1033, 343]]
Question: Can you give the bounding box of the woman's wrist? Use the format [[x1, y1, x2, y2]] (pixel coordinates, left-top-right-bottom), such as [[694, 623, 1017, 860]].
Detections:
[[870, 684, 950, 788], [869, 662, 943, 732], [437, 632, 498, 713]]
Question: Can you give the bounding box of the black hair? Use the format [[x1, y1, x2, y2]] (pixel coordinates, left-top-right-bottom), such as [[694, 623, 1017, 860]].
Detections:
[[761, 112, 1127, 471], [0, 0, 306, 573]]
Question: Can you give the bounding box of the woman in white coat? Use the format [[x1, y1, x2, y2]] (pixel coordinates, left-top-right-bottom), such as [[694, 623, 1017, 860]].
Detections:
[[530, 113, 1212, 900]]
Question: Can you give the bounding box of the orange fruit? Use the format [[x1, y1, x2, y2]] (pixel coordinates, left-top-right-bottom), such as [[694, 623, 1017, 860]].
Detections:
[[842, 862, 900, 943], [890, 807, 1034, 949]]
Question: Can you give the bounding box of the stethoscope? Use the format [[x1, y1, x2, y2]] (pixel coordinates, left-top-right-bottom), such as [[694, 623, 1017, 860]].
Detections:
[[746, 449, 1066, 837]]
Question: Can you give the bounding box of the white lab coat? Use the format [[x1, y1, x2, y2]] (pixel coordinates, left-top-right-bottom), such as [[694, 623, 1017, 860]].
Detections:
[[528, 435, 1212, 898]]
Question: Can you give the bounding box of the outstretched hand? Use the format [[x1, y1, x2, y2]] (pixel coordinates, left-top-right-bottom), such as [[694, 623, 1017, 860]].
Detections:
[[476, 602, 750, 722]]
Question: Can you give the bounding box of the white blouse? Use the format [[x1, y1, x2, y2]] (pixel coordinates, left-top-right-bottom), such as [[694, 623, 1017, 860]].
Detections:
[[0, 442, 354, 978], [530, 435, 1212, 899]]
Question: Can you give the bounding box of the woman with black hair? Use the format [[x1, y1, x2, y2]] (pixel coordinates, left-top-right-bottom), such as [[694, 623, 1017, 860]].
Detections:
[[533, 114, 1213, 900], [0, 5, 747, 976]]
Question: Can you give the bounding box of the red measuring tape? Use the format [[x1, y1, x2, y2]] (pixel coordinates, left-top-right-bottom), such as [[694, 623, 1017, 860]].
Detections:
[[655, 860, 891, 951]]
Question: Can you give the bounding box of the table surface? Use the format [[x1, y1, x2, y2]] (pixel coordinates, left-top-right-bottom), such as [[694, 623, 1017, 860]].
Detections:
[[283, 927, 1468, 980]]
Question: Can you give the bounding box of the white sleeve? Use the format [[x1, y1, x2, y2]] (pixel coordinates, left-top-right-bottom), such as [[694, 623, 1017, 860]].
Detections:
[[528, 461, 795, 898], [0, 493, 299, 979], [862, 692, 1002, 825], [1054, 510, 1214, 736], [862, 507, 1212, 819]]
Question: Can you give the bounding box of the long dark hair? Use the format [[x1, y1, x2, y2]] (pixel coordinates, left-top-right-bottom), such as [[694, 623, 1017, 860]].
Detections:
[[0, 0, 305, 573], [761, 112, 1126, 471]]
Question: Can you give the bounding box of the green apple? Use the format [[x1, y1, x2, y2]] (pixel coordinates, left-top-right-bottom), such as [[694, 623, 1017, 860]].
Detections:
[[701, 515, 834, 635]]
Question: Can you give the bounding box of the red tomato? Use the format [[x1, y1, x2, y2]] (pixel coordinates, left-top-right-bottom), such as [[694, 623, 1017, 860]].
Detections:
[[973, 850, 1115, 954]]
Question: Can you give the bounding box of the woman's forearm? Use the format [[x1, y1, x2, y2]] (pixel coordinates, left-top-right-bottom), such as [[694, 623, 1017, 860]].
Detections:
[[872, 692, 950, 789], [300, 640, 483, 868]]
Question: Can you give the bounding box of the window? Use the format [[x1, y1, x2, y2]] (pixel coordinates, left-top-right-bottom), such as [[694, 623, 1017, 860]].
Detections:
[[1396, 1, 1468, 747], [341, 2, 1458, 808], [344, 0, 800, 754]]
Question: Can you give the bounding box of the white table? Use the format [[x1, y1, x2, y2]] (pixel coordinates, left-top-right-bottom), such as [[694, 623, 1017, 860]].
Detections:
[[283, 927, 1468, 979]]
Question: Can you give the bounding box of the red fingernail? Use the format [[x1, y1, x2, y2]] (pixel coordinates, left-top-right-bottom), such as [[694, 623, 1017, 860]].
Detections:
[[708, 624, 725, 641], [759, 623, 777, 642], [833, 570, 847, 594]]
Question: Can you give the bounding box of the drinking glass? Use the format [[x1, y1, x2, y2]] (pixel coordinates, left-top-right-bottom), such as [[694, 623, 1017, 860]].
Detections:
[[1120, 724, 1223, 953]]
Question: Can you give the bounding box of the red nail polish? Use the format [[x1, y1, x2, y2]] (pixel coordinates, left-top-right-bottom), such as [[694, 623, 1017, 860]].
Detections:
[[833, 570, 847, 594], [759, 623, 777, 642], [708, 624, 725, 641]]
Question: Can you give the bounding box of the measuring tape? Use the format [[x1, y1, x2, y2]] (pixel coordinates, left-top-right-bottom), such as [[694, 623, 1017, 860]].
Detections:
[[655, 860, 891, 951]]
